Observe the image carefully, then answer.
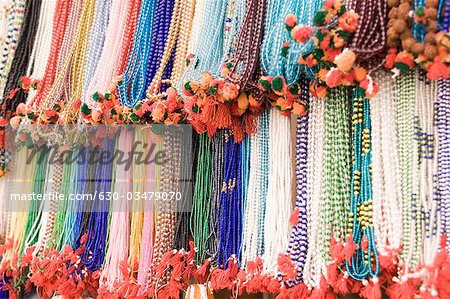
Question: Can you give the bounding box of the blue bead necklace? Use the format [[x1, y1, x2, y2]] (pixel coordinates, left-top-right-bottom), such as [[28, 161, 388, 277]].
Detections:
[[183, 0, 229, 80], [260, 0, 322, 84], [346, 88, 380, 281], [82, 139, 114, 271], [218, 133, 243, 267], [118, 0, 157, 107]]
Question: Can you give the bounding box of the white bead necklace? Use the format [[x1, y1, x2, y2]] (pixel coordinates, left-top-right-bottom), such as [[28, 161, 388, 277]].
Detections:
[[26, 0, 57, 104], [263, 109, 293, 274], [370, 70, 403, 255], [303, 98, 326, 289]]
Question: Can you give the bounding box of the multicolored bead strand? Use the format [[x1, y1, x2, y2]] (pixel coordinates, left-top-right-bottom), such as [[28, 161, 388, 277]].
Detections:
[[346, 88, 380, 281]]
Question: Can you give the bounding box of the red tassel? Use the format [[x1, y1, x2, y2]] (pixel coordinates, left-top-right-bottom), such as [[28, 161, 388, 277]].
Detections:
[[327, 263, 339, 285], [360, 278, 382, 299], [277, 253, 297, 281], [350, 280, 362, 294], [193, 258, 211, 284], [266, 276, 281, 293], [214, 103, 232, 129], [427, 57, 449, 80], [330, 237, 345, 263], [289, 209, 300, 227], [333, 275, 351, 294], [344, 236, 358, 263], [386, 278, 419, 299], [231, 117, 244, 142]]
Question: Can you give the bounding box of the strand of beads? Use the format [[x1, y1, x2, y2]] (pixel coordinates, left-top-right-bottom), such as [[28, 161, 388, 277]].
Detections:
[[370, 70, 403, 255], [409, 71, 425, 271], [415, 71, 440, 270], [437, 79, 450, 249], [85, 0, 135, 103], [280, 77, 311, 286], [396, 71, 416, 273], [346, 88, 380, 282], [117, 0, 157, 108], [319, 87, 352, 264], [0, 0, 26, 100], [224, 0, 266, 93], [347, 0, 388, 69], [24, 0, 57, 105], [146, 0, 195, 97], [142, 0, 175, 97], [303, 97, 326, 289], [39, 0, 97, 123], [82, 139, 114, 272], [26, 0, 73, 111], [218, 132, 242, 266], [260, 0, 322, 84], [151, 129, 182, 289], [263, 110, 293, 274], [182, 0, 228, 81], [191, 134, 212, 263], [256, 110, 270, 257], [2, 0, 43, 115], [81, 0, 112, 102], [206, 131, 225, 263], [241, 109, 269, 265], [173, 128, 195, 251], [101, 130, 132, 291], [136, 130, 156, 295], [117, 0, 141, 73]]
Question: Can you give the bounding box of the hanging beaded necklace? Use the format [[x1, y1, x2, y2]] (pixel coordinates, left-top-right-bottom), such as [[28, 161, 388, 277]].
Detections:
[[437, 78, 450, 248], [52, 145, 77, 251], [346, 88, 380, 281], [396, 71, 419, 273], [282, 77, 311, 286], [83, 139, 114, 272], [2, 147, 36, 262], [191, 134, 212, 263], [101, 130, 132, 290], [206, 131, 225, 263], [303, 97, 326, 289], [0, 0, 26, 100], [24, 0, 57, 105], [145, 0, 195, 98], [81, 0, 112, 101], [85, 0, 137, 102], [414, 72, 440, 273], [117, 0, 141, 73], [26, 0, 72, 111], [151, 129, 182, 289], [260, 0, 322, 84], [142, 0, 175, 97], [347, 0, 388, 69], [174, 128, 195, 251], [2, 0, 43, 116], [218, 132, 242, 267], [21, 149, 48, 253], [370, 71, 402, 255], [319, 87, 352, 264], [117, 0, 157, 107], [182, 0, 229, 81], [240, 109, 269, 266], [224, 0, 266, 94], [263, 109, 293, 274], [36, 0, 97, 122]]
